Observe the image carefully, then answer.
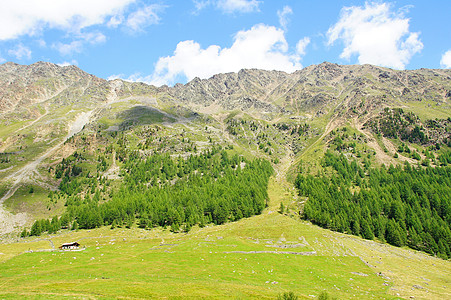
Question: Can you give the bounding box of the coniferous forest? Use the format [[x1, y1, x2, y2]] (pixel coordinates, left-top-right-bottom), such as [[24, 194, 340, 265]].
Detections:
[[296, 151, 451, 259], [28, 147, 273, 236]]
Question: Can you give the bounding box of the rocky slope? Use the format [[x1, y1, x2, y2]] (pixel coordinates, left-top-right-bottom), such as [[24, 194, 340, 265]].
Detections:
[[167, 62, 451, 117], [0, 61, 450, 235], [2, 61, 450, 119], [0, 61, 450, 300], [0, 61, 107, 120]]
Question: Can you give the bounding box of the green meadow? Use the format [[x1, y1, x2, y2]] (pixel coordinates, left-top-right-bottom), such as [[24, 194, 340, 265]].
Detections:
[[0, 178, 449, 299]]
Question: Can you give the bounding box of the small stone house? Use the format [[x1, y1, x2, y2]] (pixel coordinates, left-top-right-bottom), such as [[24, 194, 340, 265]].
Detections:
[[59, 242, 80, 250]]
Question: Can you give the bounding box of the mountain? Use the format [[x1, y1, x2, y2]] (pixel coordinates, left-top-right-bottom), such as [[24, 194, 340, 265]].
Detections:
[[0, 62, 450, 299], [0, 61, 450, 217], [0, 61, 107, 116], [167, 62, 451, 117]]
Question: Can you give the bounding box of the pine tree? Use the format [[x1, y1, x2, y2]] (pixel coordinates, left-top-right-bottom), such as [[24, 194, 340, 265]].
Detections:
[[386, 220, 404, 247], [437, 240, 448, 259], [361, 219, 374, 240], [279, 202, 285, 214], [408, 226, 421, 249], [351, 219, 360, 236], [20, 228, 29, 238], [71, 220, 79, 230], [30, 220, 42, 236]]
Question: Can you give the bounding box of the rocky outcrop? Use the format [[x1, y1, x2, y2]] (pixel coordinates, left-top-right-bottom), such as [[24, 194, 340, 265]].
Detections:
[[0, 61, 106, 115], [1, 61, 450, 120], [161, 63, 451, 117]]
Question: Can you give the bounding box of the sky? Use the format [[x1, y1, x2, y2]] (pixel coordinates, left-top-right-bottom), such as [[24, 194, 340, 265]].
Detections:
[[0, 0, 450, 86]]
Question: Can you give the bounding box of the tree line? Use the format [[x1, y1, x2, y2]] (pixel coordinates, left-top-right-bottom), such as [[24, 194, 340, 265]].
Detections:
[[296, 151, 451, 259], [24, 148, 273, 236]]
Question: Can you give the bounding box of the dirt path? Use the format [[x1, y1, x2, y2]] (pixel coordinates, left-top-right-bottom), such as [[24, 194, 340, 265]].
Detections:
[[103, 151, 120, 180], [0, 81, 126, 235], [0, 111, 96, 235], [296, 116, 342, 165], [14, 107, 49, 134]]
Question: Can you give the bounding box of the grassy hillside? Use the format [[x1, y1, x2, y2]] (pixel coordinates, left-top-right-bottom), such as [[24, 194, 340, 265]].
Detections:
[[0, 177, 449, 299], [1, 63, 450, 299]]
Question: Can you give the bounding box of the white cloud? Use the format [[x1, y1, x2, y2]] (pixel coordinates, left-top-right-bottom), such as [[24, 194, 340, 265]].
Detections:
[[52, 31, 106, 55], [0, 1, 168, 58], [0, 0, 135, 40], [277, 6, 293, 30], [8, 44, 32, 60], [0, 1, 166, 57], [192, 0, 260, 14], [193, 0, 212, 13], [148, 24, 306, 86], [107, 15, 125, 28], [53, 41, 84, 56], [126, 4, 164, 32], [440, 50, 451, 69], [108, 72, 149, 83], [82, 31, 107, 44], [327, 2, 423, 69], [217, 0, 261, 13], [57, 60, 78, 67], [296, 37, 310, 56]]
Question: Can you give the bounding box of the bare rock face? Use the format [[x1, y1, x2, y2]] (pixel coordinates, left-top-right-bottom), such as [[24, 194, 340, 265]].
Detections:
[[166, 69, 290, 107], [0, 61, 106, 114], [162, 63, 451, 117], [1, 61, 450, 120]]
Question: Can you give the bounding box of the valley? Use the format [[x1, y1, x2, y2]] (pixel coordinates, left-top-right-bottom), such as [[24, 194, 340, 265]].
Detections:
[[0, 177, 449, 299], [0, 61, 450, 299]]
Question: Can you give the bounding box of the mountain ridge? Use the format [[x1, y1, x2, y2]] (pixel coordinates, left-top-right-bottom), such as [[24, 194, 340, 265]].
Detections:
[[2, 61, 450, 112], [0, 61, 450, 222], [0, 61, 450, 300]]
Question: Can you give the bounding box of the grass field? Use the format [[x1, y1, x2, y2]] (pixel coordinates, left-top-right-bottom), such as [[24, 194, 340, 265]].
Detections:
[[3, 184, 64, 222], [0, 177, 449, 299]]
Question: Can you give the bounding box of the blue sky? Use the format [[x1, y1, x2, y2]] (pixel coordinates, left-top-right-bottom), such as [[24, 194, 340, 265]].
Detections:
[[0, 0, 450, 86]]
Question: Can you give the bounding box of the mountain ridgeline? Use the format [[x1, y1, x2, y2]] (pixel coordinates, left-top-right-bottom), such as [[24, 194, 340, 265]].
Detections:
[[2, 61, 450, 121], [0, 61, 450, 261]]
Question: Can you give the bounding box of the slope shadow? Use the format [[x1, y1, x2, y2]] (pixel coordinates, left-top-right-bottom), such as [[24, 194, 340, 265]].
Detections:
[[117, 106, 176, 130]]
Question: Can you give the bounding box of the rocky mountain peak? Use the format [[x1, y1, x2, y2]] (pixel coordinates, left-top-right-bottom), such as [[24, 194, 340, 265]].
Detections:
[[1, 62, 450, 122], [0, 61, 106, 114]]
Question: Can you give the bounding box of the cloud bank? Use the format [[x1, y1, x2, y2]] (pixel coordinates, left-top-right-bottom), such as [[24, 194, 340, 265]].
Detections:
[[0, 0, 135, 40], [147, 24, 307, 86], [441, 50, 451, 69], [327, 2, 423, 69], [0, 0, 166, 57]]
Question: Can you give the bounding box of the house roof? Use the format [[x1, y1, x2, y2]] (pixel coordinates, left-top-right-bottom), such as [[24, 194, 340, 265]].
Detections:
[[61, 242, 80, 246]]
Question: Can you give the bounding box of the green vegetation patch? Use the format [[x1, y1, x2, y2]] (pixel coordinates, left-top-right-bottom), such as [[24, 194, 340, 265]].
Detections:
[[364, 107, 450, 147], [3, 184, 64, 220], [28, 147, 273, 237], [117, 106, 175, 129], [0, 216, 392, 300], [297, 151, 451, 259]]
